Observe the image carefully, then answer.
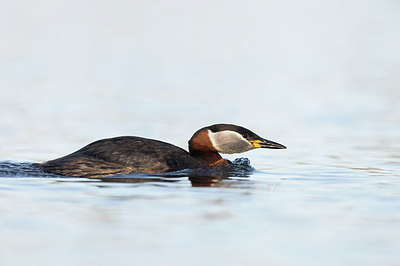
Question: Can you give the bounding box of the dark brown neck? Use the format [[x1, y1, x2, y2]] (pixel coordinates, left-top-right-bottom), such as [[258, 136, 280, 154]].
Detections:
[[189, 149, 223, 166]]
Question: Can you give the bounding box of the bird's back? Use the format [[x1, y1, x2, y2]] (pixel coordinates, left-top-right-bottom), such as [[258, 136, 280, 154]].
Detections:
[[39, 136, 197, 178]]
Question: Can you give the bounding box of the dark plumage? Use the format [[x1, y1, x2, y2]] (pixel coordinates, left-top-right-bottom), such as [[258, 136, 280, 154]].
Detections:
[[37, 124, 286, 178], [39, 137, 200, 178]]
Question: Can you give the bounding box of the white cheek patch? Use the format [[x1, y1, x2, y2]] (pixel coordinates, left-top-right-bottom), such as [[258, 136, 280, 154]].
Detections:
[[208, 130, 253, 154]]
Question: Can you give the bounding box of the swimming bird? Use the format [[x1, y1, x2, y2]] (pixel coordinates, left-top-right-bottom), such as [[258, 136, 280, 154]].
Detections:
[[37, 124, 286, 178]]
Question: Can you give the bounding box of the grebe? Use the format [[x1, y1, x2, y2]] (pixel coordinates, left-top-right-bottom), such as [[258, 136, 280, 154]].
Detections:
[[37, 124, 286, 178]]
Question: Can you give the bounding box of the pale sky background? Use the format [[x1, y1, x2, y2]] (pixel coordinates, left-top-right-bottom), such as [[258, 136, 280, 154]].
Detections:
[[0, 0, 399, 160]]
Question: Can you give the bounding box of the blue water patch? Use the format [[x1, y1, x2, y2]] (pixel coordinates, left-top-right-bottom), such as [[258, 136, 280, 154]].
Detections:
[[0, 161, 59, 178]]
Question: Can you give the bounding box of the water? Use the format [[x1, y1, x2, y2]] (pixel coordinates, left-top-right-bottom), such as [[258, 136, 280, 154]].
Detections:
[[1, 1, 400, 265], [1, 125, 399, 266]]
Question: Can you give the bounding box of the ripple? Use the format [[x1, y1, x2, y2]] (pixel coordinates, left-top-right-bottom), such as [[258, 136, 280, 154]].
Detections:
[[0, 161, 58, 178]]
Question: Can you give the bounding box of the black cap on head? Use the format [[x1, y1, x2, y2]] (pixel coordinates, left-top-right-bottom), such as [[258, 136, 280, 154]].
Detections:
[[208, 124, 261, 140]]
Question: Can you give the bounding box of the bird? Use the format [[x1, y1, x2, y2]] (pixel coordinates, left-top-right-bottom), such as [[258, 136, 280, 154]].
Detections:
[[36, 124, 286, 178]]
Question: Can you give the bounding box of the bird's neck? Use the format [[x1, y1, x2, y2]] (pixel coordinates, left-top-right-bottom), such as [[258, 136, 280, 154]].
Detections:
[[190, 150, 224, 166]]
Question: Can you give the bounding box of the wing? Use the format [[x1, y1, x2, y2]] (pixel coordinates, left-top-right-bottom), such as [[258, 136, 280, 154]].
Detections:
[[40, 136, 196, 177]]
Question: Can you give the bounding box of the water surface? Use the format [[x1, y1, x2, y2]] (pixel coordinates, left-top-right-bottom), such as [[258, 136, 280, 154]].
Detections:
[[1, 129, 399, 266]]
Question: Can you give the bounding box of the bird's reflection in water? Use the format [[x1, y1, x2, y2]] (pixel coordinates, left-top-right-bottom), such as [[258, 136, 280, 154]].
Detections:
[[97, 158, 254, 187], [97, 172, 248, 187], [0, 159, 254, 188]]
